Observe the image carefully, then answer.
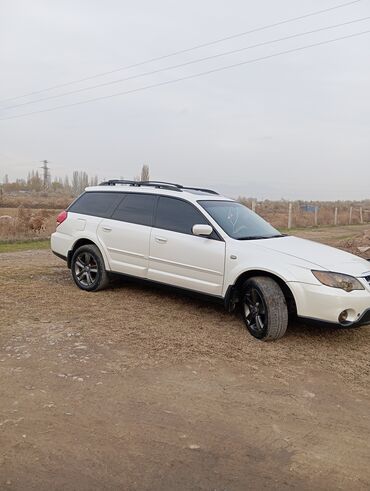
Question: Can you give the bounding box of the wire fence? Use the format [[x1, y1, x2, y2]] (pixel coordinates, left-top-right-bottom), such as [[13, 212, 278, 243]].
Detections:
[[239, 198, 370, 229]]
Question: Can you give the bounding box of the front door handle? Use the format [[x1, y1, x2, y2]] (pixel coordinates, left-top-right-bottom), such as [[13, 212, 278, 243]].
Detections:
[[102, 227, 112, 232], [155, 236, 167, 243]]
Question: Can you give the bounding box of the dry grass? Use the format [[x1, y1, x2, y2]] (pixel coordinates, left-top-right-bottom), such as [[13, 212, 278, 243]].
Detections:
[[0, 192, 72, 209], [0, 206, 58, 240], [0, 192, 73, 240]]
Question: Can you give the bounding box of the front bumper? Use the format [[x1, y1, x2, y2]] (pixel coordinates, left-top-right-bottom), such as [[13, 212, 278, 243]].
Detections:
[[299, 308, 370, 329], [352, 308, 370, 327], [288, 281, 370, 326]]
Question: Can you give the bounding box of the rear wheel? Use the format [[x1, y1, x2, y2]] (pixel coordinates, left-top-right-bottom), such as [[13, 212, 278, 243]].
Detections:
[[241, 276, 288, 341], [71, 244, 109, 291]]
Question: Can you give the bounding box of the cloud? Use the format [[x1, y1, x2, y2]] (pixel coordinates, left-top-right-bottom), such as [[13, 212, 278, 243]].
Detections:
[[1, 0, 369, 200]]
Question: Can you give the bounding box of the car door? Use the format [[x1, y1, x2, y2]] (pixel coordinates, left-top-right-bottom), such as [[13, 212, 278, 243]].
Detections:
[[97, 193, 157, 278], [148, 196, 225, 295]]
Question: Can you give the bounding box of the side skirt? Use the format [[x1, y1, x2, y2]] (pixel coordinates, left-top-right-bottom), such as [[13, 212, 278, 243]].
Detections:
[[108, 270, 226, 307]]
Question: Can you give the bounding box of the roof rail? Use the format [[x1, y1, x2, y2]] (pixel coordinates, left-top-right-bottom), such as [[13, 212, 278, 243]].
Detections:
[[142, 181, 219, 195], [99, 179, 182, 192], [140, 180, 182, 188], [182, 186, 219, 195], [99, 179, 139, 186], [143, 182, 182, 191], [98, 179, 219, 195]]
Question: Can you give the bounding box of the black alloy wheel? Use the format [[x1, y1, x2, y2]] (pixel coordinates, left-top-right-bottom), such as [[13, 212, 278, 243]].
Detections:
[[241, 276, 288, 341]]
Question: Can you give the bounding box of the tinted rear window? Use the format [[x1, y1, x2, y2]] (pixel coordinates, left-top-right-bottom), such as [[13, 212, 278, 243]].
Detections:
[[69, 192, 123, 218], [111, 194, 156, 226]]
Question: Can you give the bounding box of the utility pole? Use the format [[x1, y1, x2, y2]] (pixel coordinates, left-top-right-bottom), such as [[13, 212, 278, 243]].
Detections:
[[40, 160, 50, 189], [314, 206, 318, 227], [288, 202, 293, 229]]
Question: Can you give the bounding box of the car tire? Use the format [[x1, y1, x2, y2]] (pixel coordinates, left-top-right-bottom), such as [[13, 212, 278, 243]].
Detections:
[[241, 276, 288, 341], [71, 244, 109, 292]]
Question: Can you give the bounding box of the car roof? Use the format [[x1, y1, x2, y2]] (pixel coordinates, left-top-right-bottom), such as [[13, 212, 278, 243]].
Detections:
[[85, 183, 233, 204]]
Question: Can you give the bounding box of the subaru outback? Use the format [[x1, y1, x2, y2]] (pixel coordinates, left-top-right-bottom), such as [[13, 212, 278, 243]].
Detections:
[[51, 180, 370, 341]]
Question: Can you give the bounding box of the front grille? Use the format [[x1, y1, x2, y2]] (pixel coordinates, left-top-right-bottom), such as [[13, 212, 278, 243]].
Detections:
[[364, 275, 370, 286]]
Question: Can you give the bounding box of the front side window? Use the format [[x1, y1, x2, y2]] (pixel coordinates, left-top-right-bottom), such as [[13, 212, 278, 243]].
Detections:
[[199, 200, 282, 240], [111, 193, 156, 226], [69, 192, 122, 218], [155, 196, 211, 235]]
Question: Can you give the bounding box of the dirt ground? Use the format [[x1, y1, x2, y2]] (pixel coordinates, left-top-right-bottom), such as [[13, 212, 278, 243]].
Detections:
[[1, 232, 370, 490], [292, 224, 370, 258]]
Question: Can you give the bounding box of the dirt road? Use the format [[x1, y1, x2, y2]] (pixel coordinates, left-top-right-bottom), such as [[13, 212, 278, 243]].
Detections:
[[1, 248, 369, 490]]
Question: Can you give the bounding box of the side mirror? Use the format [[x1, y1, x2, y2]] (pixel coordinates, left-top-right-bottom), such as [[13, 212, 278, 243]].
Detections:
[[192, 224, 213, 237]]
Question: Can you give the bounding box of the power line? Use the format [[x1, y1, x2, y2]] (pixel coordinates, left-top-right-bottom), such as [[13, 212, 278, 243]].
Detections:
[[3, 15, 370, 112], [0, 0, 364, 105], [1, 28, 369, 122]]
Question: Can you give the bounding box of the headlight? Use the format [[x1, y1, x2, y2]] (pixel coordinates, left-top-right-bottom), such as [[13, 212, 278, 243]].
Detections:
[[312, 270, 364, 292]]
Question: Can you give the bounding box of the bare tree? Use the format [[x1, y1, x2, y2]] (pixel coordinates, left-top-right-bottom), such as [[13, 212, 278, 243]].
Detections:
[[89, 175, 98, 186], [72, 171, 79, 196], [140, 164, 150, 182], [64, 175, 70, 191]]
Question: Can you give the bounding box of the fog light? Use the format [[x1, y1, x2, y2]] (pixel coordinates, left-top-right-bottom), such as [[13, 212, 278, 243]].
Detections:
[[338, 310, 348, 323]]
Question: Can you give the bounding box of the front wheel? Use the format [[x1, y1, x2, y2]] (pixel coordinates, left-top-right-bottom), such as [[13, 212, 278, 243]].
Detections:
[[71, 244, 109, 291], [241, 276, 288, 341]]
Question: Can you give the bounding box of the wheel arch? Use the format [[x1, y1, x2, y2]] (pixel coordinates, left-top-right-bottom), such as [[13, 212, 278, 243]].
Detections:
[[68, 238, 105, 268], [226, 269, 297, 317]]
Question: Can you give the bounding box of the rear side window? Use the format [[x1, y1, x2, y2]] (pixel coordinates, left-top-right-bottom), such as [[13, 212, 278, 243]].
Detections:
[[69, 192, 122, 218], [155, 196, 211, 235], [111, 194, 156, 226]]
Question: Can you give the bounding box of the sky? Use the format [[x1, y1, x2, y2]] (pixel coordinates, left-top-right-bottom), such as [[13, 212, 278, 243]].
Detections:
[[1, 0, 370, 200]]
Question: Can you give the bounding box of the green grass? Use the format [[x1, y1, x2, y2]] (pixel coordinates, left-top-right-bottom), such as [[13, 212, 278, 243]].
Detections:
[[0, 239, 50, 253]]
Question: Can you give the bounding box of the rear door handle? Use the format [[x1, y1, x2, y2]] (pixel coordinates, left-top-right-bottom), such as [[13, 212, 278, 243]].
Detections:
[[155, 236, 167, 243]]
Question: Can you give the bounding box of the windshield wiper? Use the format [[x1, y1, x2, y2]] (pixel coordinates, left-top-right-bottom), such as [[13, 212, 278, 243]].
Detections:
[[237, 234, 285, 241]]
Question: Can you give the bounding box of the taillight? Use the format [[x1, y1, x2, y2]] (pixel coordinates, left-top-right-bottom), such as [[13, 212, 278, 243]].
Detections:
[[56, 210, 68, 226]]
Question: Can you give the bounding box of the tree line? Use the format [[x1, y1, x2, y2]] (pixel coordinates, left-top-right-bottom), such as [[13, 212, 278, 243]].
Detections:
[[2, 171, 98, 196], [1, 165, 150, 196]]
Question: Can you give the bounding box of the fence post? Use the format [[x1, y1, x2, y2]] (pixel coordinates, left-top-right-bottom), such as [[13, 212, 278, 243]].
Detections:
[[288, 202, 292, 229], [252, 200, 256, 213], [314, 206, 318, 227], [334, 207, 338, 226], [360, 207, 363, 224], [349, 206, 353, 225]]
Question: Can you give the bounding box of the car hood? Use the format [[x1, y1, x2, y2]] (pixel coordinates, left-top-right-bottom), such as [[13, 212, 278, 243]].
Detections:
[[257, 236, 370, 276]]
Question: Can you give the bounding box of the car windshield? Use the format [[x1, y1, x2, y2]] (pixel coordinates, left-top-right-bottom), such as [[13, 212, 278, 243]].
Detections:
[[199, 200, 283, 240]]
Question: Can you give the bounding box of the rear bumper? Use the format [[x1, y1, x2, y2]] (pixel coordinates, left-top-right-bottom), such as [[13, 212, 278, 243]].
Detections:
[[51, 231, 73, 256], [51, 231, 75, 267], [52, 250, 67, 262]]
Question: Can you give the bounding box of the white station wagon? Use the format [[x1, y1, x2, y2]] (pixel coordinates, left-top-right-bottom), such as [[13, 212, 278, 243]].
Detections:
[[51, 180, 370, 341]]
